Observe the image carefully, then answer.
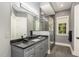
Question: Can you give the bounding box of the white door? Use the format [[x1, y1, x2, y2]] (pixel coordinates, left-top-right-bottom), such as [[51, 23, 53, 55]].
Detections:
[[74, 4, 79, 56]]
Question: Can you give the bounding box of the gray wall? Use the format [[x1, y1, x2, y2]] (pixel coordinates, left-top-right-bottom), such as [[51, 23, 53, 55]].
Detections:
[[55, 10, 70, 44], [0, 3, 11, 57]]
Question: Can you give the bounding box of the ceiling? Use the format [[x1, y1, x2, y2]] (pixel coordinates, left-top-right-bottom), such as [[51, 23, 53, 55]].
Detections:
[[51, 2, 72, 12], [40, 2, 72, 16], [16, 2, 40, 16], [40, 2, 55, 16], [14, 2, 72, 16]]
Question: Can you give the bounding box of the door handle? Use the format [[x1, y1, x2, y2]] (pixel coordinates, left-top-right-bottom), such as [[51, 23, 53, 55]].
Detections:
[[76, 37, 79, 39]]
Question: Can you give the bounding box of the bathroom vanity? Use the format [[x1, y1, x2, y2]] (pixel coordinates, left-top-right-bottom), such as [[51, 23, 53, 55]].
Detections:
[[11, 35, 48, 57]]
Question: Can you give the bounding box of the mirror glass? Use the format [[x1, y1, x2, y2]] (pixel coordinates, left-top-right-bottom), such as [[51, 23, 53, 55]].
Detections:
[[11, 4, 39, 40], [11, 8, 28, 39]]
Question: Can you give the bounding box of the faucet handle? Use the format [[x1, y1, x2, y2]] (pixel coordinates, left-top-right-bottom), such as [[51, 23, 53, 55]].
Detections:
[[21, 36, 23, 39]]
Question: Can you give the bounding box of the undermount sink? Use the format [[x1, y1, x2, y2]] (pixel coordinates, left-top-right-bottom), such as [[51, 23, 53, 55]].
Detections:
[[17, 43, 27, 47], [21, 40, 28, 43], [31, 39, 40, 42], [38, 36, 45, 39], [38, 36, 42, 38]]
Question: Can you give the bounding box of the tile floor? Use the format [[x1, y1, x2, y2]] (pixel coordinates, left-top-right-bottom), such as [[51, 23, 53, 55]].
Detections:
[[47, 45, 76, 57]]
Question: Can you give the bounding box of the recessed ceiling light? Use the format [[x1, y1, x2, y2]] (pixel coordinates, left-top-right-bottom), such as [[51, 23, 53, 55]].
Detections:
[[60, 4, 64, 7]]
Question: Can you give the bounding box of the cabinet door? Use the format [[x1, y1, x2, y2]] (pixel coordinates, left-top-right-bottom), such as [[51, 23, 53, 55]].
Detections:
[[40, 44, 45, 57], [34, 42, 42, 57], [44, 39, 48, 52], [44, 39, 48, 56], [11, 46, 24, 57], [24, 48, 34, 57], [41, 39, 48, 57], [24, 45, 35, 57], [34, 39, 48, 57]]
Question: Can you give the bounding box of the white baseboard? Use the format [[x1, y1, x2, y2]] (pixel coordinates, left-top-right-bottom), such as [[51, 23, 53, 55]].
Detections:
[[48, 49, 51, 54], [55, 42, 76, 56], [69, 45, 75, 56], [50, 42, 54, 44], [48, 42, 79, 56], [55, 42, 71, 47]]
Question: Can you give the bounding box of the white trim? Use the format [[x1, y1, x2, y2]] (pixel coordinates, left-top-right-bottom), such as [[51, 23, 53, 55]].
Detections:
[[50, 41, 54, 44], [69, 45, 75, 56], [69, 45, 78, 56], [48, 41, 78, 56], [48, 49, 51, 54], [55, 42, 78, 56], [55, 42, 71, 47]]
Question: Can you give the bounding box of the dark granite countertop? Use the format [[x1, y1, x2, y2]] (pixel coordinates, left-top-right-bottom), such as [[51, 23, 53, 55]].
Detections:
[[10, 35, 48, 49]]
